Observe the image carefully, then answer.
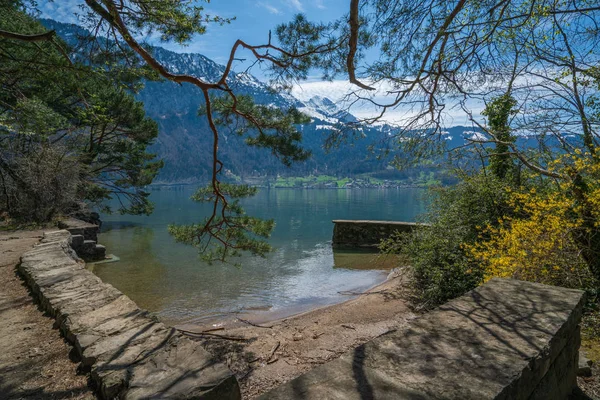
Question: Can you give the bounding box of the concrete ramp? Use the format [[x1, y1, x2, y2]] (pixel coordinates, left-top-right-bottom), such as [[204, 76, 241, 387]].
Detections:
[[261, 279, 585, 399]]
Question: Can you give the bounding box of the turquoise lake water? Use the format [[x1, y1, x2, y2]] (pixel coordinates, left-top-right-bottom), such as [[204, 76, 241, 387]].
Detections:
[[93, 187, 426, 326]]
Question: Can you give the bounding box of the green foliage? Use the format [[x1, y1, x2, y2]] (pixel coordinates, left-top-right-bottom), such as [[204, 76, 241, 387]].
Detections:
[[0, 3, 162, 221], [206, 95, 311, 167], [481, 94, 518, 181], [381, 173, 514, 308], [273, 14, 347, 82], [82, 0, 232, 45], [168, 183, 274, 264]]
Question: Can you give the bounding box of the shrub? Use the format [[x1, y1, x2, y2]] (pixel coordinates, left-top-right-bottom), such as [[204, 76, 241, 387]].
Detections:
[[381, 172, 513, 308], [0, 145, 81, 223], [469, 187, 598, 289]]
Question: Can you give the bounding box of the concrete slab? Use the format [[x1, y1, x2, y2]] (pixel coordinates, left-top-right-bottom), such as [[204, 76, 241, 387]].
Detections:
[[126, 335, 242, 400], [261, 279, 585, 400]]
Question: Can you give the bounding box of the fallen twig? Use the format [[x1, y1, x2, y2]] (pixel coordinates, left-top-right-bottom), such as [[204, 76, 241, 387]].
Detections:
[[202, 327, 225, 333], [322, 348, 342, 353], [178, 328, 248, 342], [237, 318, 273, 329], [341, 324, 356, 330], [267, 341, 280, 363], [338, 290, 389, 296]]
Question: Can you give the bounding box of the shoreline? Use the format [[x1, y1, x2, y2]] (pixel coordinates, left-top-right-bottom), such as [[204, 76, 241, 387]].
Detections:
[[175, 267, 395, 331], [175, 268, 417, 399], [149, 183, 430, 190]]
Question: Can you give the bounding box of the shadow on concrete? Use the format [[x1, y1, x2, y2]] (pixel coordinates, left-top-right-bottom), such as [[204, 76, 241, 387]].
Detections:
[[261, 279, 584, 399]]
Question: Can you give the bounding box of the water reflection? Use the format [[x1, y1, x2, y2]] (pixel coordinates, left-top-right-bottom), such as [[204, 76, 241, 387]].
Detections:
[[94, 188, 424, 325], [332, 250, 402, 270]]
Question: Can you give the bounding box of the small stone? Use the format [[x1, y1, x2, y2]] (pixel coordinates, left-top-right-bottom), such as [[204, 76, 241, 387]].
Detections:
[[578, 351, 593, 377], [292, 333, 303, 341]]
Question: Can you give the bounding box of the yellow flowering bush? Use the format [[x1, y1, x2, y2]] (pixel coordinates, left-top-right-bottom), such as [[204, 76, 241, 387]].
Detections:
[[469, 154, 600, 289]]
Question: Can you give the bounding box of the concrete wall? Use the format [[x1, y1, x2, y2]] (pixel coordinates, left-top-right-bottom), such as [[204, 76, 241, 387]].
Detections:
[[19, 230, 240, 399], [262, 279, 585, 399], [332, 219, 421, 249]]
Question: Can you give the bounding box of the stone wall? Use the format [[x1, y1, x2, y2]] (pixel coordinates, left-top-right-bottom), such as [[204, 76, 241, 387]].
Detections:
[[57, 218, 105, 261], [19, 230, 240, 399], [261, 279, 585, 399], [58, 217, 99, 241], [332, 219, 422, 249]]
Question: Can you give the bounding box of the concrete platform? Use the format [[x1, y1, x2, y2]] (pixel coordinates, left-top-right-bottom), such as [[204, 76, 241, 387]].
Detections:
[[261, 279, 585, 399]]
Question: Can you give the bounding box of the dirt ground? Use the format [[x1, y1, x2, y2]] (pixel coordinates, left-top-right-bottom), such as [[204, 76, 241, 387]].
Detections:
[[577, 365, 600, 400], [176, 269, 418, 399], [0, 229, 94, 400], [577, 322, 600, 400]]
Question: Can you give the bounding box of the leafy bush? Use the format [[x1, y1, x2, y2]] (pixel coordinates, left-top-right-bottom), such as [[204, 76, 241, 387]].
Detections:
[[381, 173, 513, 308], [468, 157, 600, 289]]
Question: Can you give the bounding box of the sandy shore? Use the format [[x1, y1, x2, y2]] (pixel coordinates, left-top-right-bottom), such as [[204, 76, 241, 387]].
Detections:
[[176, 268, 417, 399]]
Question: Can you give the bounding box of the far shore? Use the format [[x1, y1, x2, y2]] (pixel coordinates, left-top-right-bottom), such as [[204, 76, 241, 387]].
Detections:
[[148, 182, 429, 189]]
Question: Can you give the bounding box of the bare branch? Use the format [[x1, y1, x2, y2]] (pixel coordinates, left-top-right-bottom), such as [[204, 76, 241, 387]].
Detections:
[[347, 0, 375, 90], [0, 29, 55, 42]]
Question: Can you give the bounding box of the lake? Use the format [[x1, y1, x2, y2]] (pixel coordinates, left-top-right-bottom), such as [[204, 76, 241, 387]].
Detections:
[[93, 187, 426, 326]]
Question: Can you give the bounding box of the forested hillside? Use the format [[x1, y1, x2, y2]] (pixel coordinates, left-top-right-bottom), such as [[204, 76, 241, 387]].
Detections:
[[43, 19, 576, 186], [43, 19, 472, 184]]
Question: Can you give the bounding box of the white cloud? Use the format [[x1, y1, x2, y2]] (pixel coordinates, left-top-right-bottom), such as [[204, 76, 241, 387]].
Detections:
[[292, 79, 486, 126], [285, 0, 304, 12], [258, 2, 282, 15], [38, 0, 83, 24], [314, 0, 326, 9], [464, 131, 487, 141]]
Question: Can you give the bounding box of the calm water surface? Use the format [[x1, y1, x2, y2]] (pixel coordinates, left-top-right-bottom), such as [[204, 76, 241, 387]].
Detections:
[[93, 188, 425, 326]]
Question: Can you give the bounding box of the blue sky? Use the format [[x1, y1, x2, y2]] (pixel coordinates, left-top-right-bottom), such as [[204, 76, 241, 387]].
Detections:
[[39, 0, 348, 65]]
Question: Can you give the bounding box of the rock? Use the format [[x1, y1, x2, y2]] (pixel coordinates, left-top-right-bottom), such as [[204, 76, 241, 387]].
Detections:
[[94, 244, 106, 259], [578, 351, 593, 377], [58, 218, 99, 242], [70, 234, 84, 251], [66, 202, 102, 227]]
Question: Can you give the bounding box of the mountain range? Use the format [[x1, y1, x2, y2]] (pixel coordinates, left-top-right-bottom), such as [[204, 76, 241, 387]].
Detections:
[[43, 19, 532, 185]]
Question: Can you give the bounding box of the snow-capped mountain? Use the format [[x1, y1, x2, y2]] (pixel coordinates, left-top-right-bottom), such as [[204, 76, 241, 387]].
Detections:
[[41, 19, 384, 183], [45, 19, 527, 183], [300, 96, 358, 124], [144, 47, 355, 129], [42, 19, 346, 125]]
